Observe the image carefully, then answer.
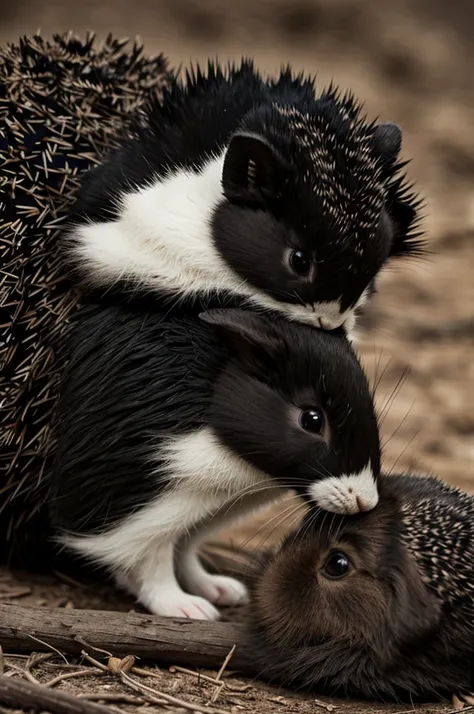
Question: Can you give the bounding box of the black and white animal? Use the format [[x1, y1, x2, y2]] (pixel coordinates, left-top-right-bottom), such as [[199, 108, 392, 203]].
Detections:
[[49, 305, 381, 620], [248, 473, 474, 701], [64, 61, 423, 334]]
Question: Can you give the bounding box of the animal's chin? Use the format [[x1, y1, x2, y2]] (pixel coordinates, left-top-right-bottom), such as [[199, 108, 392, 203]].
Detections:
[[292, 306, 356, 333], [249, 290, 357, 333], [288, 309, 352, 332]]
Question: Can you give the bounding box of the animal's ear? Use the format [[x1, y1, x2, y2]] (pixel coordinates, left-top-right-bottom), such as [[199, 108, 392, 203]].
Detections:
[[222, 132, 286, 205], [199, 309, 283, 374], [371, 122, 402, 164]]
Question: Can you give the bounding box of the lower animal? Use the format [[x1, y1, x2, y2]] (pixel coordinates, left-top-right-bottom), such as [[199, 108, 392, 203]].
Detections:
[[248, 472, 474, 701], [48, 302, 380, 620]]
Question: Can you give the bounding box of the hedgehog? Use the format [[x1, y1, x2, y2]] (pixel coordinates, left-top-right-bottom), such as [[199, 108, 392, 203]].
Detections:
[[63, 60, 424, 335], [245, 472, 474, 702], [0, 32, 172, 567]]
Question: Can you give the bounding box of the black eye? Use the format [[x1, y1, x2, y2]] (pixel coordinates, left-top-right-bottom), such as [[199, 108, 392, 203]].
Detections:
[[290, 250, 311, 276], [299, 408, 325, 434], [323, 551, 350, 579]]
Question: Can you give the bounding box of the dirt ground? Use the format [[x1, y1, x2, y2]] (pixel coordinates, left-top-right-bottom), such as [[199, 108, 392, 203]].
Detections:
[[0, 566, 465, 714], [1, 0, 474, 712]]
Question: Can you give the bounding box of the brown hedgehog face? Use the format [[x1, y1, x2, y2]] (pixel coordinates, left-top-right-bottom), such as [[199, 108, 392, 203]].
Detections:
[[249, 474, 474, 701], [252, 477, 443, 656]]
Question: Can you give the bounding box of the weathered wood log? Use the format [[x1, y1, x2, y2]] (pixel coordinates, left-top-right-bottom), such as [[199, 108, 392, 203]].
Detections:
[[0, 603, 251, 670], [0, 674, 115, 714]]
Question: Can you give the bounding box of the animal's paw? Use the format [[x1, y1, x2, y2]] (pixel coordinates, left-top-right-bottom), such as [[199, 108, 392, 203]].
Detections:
[[144, 591, 221, 620], [189, 574, 249, 607]]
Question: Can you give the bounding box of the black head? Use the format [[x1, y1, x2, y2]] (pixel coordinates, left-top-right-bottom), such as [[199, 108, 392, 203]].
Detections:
[[213, 89, 423, 331], [249, 473, 474, 701], [200, 308, 381, 514]]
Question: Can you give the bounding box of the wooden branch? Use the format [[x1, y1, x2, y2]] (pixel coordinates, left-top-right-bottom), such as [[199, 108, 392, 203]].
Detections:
[[0, 603, 251, 670], [0, 674, 115, 714]]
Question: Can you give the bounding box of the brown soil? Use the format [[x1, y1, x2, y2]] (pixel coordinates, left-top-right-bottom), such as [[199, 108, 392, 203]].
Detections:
[[1, 0, 473, 712]]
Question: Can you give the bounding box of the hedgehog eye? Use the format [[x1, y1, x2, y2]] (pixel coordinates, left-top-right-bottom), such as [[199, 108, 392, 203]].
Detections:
[[322, 551, 351, 579], [299, 408, 325, 434], [290, 250, 311, 276]]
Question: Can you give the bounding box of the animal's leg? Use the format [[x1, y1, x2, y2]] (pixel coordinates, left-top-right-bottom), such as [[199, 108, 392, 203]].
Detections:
[[178, 543, 249, 606], [134, 542, 221, 620]]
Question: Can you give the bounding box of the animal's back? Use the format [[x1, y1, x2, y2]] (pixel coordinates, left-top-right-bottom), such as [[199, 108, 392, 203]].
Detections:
[[49, 304, 225, 534], [397, 474, 474, 608], [72, 62, 317, 220]]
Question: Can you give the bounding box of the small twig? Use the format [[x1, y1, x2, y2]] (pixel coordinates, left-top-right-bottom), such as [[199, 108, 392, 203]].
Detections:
[[116, 673, 170, 706], [211, 682, 225, 704], [27, 634, 68, 663], [211, 644, 236, 703], [0, 654, 29, 660], [45, 668, 105, 688], [5, 661, 41, 686], [131, 665, 164, 679], [77, 638, 113, 658], [25, 652, 52, 685], [27, 652, 52, 673], [314, 699, 339, 711], [121, 670, 230, 714], [169, 664, 223, 685], [215, 644, 236, 682], [80, 651, 109, 672], [77, 692, 144, 704]]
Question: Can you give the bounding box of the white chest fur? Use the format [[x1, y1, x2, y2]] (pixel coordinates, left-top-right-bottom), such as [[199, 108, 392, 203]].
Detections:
[[61, 427, 280, 573], [69, 152, 245, 297]]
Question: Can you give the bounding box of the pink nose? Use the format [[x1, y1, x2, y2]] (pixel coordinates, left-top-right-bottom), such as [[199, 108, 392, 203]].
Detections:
[[356, 496, 370, 512]]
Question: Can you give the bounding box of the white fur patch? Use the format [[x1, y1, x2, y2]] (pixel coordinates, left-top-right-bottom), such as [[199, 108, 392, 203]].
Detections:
[[60, 427, 280, 618], [308, 466, 379, 514], [160, 427, 272, 494], [61, 428, 277, 568], [67, 152, 363, 332], [68, 153, 235, 296]]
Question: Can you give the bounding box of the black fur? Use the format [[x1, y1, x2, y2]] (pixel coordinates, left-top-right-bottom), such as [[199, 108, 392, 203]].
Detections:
[[247, 473, 474, 702], [48, 304, 380, 535], [66, 60, 423, 317]]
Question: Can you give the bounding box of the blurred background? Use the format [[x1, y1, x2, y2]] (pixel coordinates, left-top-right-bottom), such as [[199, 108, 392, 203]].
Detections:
[[2, 0, 473, 547]]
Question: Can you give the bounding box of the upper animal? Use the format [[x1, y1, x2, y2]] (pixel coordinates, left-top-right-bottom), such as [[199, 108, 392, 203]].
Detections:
[[248, 472, 474, 701], [63, 61, 423, 333], [48, 305, 380, 621]]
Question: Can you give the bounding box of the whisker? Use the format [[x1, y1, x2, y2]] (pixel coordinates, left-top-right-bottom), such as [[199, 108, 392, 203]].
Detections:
[[236, 497, 306, 552], [381, 399, 416, 450], [377, 366, 410, 426], [386, 428, 421, 476], [243, 501, 310, 564]]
